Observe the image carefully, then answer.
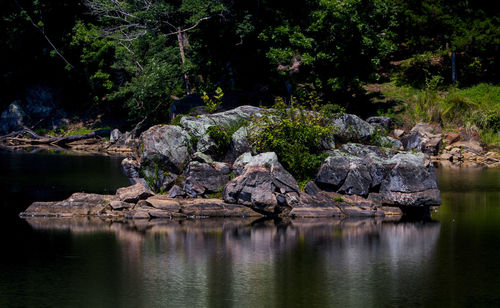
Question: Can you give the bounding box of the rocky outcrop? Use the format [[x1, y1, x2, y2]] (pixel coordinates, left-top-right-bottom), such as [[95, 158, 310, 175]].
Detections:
[[180, 105, 263, 153], [315, 143, 440, 207], [139, 125, 191, 174], [20, 193, 262, 219], [331, 113, 375, 142], [21, 193, 115, 217], [223, 152, 299, 215], [402, 123, 443, 155]]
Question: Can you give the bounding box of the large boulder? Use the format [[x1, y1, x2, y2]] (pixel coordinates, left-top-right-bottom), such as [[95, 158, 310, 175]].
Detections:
[[180, 105, 263, 153], [402, 123, 443, 155], [223, 152, 299, 215], [330, 113, 375, 142], [184, 160, 231, 196], [139, 124, 191, 175], [0, 101, 25, 134], [315, 143, 440, 208]]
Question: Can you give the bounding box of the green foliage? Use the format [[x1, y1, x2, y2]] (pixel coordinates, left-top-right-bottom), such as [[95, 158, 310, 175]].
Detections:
[[249, 97, 333, 182], [206, 186, 224, 199], [259, 0, 398, 101], [206, 120, 246, 158], [394, 51, 449, 88], [333, 196, 344, 203], [202, 87, 224, 113], [376, 82, 500, 146], [369, 128, 393, 148], [187, 133, 199, 153]]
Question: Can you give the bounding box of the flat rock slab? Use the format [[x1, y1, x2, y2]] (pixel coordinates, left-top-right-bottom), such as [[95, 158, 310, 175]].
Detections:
[[116, 183, 154, 203], [21, 193, 115, 217]]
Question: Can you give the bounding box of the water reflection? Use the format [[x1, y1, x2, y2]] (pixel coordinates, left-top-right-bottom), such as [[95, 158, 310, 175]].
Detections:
[[22, 217, 440, 307]]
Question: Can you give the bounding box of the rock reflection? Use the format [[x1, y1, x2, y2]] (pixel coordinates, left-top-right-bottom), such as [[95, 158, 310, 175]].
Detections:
[[24, 217, 440, 307]]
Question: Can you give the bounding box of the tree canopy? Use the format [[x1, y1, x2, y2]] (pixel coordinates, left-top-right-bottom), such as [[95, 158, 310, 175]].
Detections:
[[1, 0, 498, 124]]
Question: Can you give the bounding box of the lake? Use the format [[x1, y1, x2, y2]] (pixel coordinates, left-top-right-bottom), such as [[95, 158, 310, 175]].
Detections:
[[1, 150, 500, 307]]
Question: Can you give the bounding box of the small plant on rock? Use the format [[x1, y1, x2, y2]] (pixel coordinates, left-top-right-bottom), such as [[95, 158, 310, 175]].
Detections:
[[202, 87, 224, 113]]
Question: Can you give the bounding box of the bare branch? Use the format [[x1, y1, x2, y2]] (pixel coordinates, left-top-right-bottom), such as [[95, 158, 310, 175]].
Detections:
[[12, 0, 76, 71]]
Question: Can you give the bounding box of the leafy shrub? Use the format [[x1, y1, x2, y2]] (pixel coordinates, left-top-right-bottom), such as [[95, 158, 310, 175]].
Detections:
[[206, 119, 247, 158], [394, 51, 449, 88], [249, 98, 333, 182], [207, 125, 231, 157]]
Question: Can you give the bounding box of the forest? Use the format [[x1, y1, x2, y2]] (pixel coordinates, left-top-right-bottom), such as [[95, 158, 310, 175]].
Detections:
[[1, 0, 499, 144]]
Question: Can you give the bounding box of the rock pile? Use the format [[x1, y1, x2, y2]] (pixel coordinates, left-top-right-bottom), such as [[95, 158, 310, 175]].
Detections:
[[22, 106, 443, 220]]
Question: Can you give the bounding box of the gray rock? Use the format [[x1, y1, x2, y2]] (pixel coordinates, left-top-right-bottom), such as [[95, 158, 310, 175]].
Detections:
[[304, 181, 321, 196], [180, 105, 263, 153], [331, 113, 374, 142], [232, 152, 253, 176], [20, 193, 114, 217], [315, 152, 359, 189], [167, 185, 186, 198], [366, 116, 391, 131], [139, 125, 191, 174], [183, 179, 206, 198], [314, 144, 440, 207], [381, 136, 403, 149], [380, 153, 438, 193], [110, 129, 123, 143], [116, 183, 154, 203], [191, 152, 214, 164], [223, 152, 299, 215], [402, 129, 442, 155], [110, 200, 133, 210], [0, 101, 25, 134], [185, 160, 231, 193], [229, 126, 252, 159], [338, 163, 372, 196], [393, 129, 405, 138], [120, 157, 147, 187]]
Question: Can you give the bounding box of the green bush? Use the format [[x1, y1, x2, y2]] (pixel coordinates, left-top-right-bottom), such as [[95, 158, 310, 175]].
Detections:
[[394, 51, 449, 88], [249, 98, 333, 182], [206, 119, 247, 158]]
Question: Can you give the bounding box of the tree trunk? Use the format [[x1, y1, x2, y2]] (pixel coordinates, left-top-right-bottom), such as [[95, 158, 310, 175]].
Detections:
[[177, 27, 192, 95]]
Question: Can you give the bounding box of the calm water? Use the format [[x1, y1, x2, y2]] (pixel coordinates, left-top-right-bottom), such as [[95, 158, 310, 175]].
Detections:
[[1, 151, 500, 307]]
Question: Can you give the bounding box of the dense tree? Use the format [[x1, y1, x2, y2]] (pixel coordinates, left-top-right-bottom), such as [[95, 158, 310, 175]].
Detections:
[[0, 0, 498, 123]]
